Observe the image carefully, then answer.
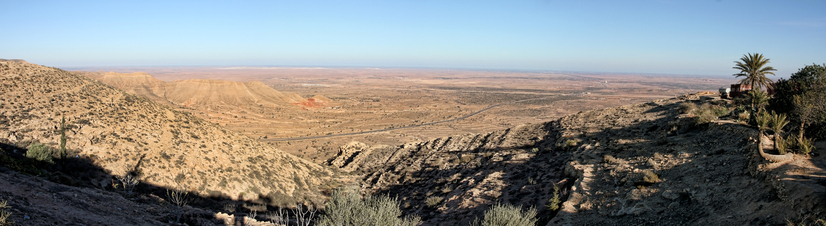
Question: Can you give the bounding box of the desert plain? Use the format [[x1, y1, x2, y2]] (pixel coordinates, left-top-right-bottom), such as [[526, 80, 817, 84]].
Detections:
[[69, 66, 734, 164]]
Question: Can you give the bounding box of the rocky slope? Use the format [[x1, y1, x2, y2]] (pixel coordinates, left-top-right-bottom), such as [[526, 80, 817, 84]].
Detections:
[[0, 61, 339, 205], [330, 93, 826, 225]]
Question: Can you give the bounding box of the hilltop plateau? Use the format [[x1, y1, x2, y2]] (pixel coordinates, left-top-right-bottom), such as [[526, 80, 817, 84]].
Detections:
[[0, 61, 340, 206]]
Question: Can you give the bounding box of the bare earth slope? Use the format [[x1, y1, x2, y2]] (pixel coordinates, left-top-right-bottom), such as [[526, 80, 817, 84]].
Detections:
[[331, 93, 826, 225], [0, 167, 174, 225], [0, 61, 338, 204], [80, 71, 313, 109]]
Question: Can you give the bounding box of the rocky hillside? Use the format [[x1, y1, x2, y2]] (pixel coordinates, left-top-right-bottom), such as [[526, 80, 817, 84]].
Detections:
[[0, 61, 339, 204], [330, 93, 826, 225]]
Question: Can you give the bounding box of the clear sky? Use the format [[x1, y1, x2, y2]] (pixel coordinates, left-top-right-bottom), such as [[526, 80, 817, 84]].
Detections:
[[1, 0, 824, 77]]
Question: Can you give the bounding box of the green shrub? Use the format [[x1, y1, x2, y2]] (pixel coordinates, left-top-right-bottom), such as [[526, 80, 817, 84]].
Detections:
[[317, 188, 420, 226], [678, 102, 696, 114], [798, 137, 816, 155], [470, 203, 537, 226], [738, 112, 750, 122], [26, 142, 53, 163], [756, 111, 771, 134], [558, 139, 578, 151], [711, 105, 730, 117], [693, 103, 728, 125], [642, 171, 660, 184], [546, 184, 561, 211], [694, 108, 717, 125], [425, 196, 443, 208], [0, 199, 11, 226]]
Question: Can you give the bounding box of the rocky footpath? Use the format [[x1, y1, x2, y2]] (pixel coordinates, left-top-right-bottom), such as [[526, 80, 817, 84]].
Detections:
[[329, 93, 826, 225]]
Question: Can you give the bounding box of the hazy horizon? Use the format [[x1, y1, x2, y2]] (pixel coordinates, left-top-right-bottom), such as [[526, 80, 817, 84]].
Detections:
[[61, 65, 738, 79], [3, 1, 824, 77]]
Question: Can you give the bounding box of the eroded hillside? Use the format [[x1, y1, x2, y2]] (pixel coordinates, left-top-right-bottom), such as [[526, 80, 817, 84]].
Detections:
[[0, 61, 340, 205], [330, 93, 826, 225]]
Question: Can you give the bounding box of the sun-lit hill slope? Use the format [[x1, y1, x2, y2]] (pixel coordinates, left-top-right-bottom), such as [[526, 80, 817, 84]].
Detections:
[[0, 61, 339, 204], [164, 79, 305, 108], [79, 71, 328, 109], [77, 71, 170, 104]]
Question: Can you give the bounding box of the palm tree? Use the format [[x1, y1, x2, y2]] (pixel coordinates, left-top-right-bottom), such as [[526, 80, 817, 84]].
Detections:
[[769, 111, 789, 153], [745, 89, 770, 112], [733, 53, 777, 91], [755, 110, 771, 150]]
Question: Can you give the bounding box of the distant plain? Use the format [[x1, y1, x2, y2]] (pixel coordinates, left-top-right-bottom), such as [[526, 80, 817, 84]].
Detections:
[[70, 66, 736, 164]]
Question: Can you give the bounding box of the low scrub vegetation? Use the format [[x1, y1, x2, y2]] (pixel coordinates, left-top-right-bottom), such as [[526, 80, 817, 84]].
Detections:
[[26, 142, 53, 163], [693, 103, 729, 125], [546, 184, 561, 211], [678, 102, 696, 114], [470, 203, 537, 226], [317, 188, 421, 226], [0, 200, 11, 226], [425, 196, 443, 208], [798, 137, 816, 155]]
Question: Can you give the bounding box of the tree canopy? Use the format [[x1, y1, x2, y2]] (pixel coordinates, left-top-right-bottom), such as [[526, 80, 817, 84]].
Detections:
[[733, 53, 776, 91]]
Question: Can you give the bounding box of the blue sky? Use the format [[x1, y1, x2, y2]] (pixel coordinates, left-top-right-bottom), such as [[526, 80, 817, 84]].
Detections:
[[1, 1, 824, 77]]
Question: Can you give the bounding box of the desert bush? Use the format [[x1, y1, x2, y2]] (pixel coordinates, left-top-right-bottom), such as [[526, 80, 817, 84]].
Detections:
[[0, 200, 11, 226], [711, 105, 730, 117], [293, 203, 317, 226], [59, 116, 67, 159], [798, 137, 816, 155], [738, 112, 750, 122], [603, 155, 619, 164], [693, 108, 717, 125], [26, 142, 53, 163], [317, 188, 420, 226], [470, 203, 537, 226], [117, 172, 139, 195], [641, 171, 660, 185], [557, 139, 578, 151], [678, 102, 696, 114], [692, 103, 729, 125], [222, 203, 237, 213], [166, 188, 190, 207], [425, 196, 443, 208], [546, 184, 561, 211], [265, 207, 288, 226]]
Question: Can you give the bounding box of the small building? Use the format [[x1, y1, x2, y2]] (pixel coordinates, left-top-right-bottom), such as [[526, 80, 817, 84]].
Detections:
[[730, 84, 752, 98], [767, 82, 777, 95]]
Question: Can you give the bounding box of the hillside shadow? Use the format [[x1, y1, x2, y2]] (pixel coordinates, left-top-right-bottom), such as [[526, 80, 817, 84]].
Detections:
[[370, 121, 571, 225], [0, 141, 311, 225], [369, 99, 773, 225]]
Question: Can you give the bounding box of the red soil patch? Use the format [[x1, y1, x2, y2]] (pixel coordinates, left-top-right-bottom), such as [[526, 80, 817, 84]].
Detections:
[[293, 98, 326, 109]]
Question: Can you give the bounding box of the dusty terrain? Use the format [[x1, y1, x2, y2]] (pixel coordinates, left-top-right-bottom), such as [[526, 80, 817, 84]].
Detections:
[[5, 61, 823, 225], [0, 61, 340, 206], [72, 66, 733, 165], [327, 93, 826, 225]]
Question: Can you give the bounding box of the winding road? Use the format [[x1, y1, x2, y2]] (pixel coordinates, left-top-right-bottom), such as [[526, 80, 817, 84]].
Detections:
[[259, 95, 558, 142]]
